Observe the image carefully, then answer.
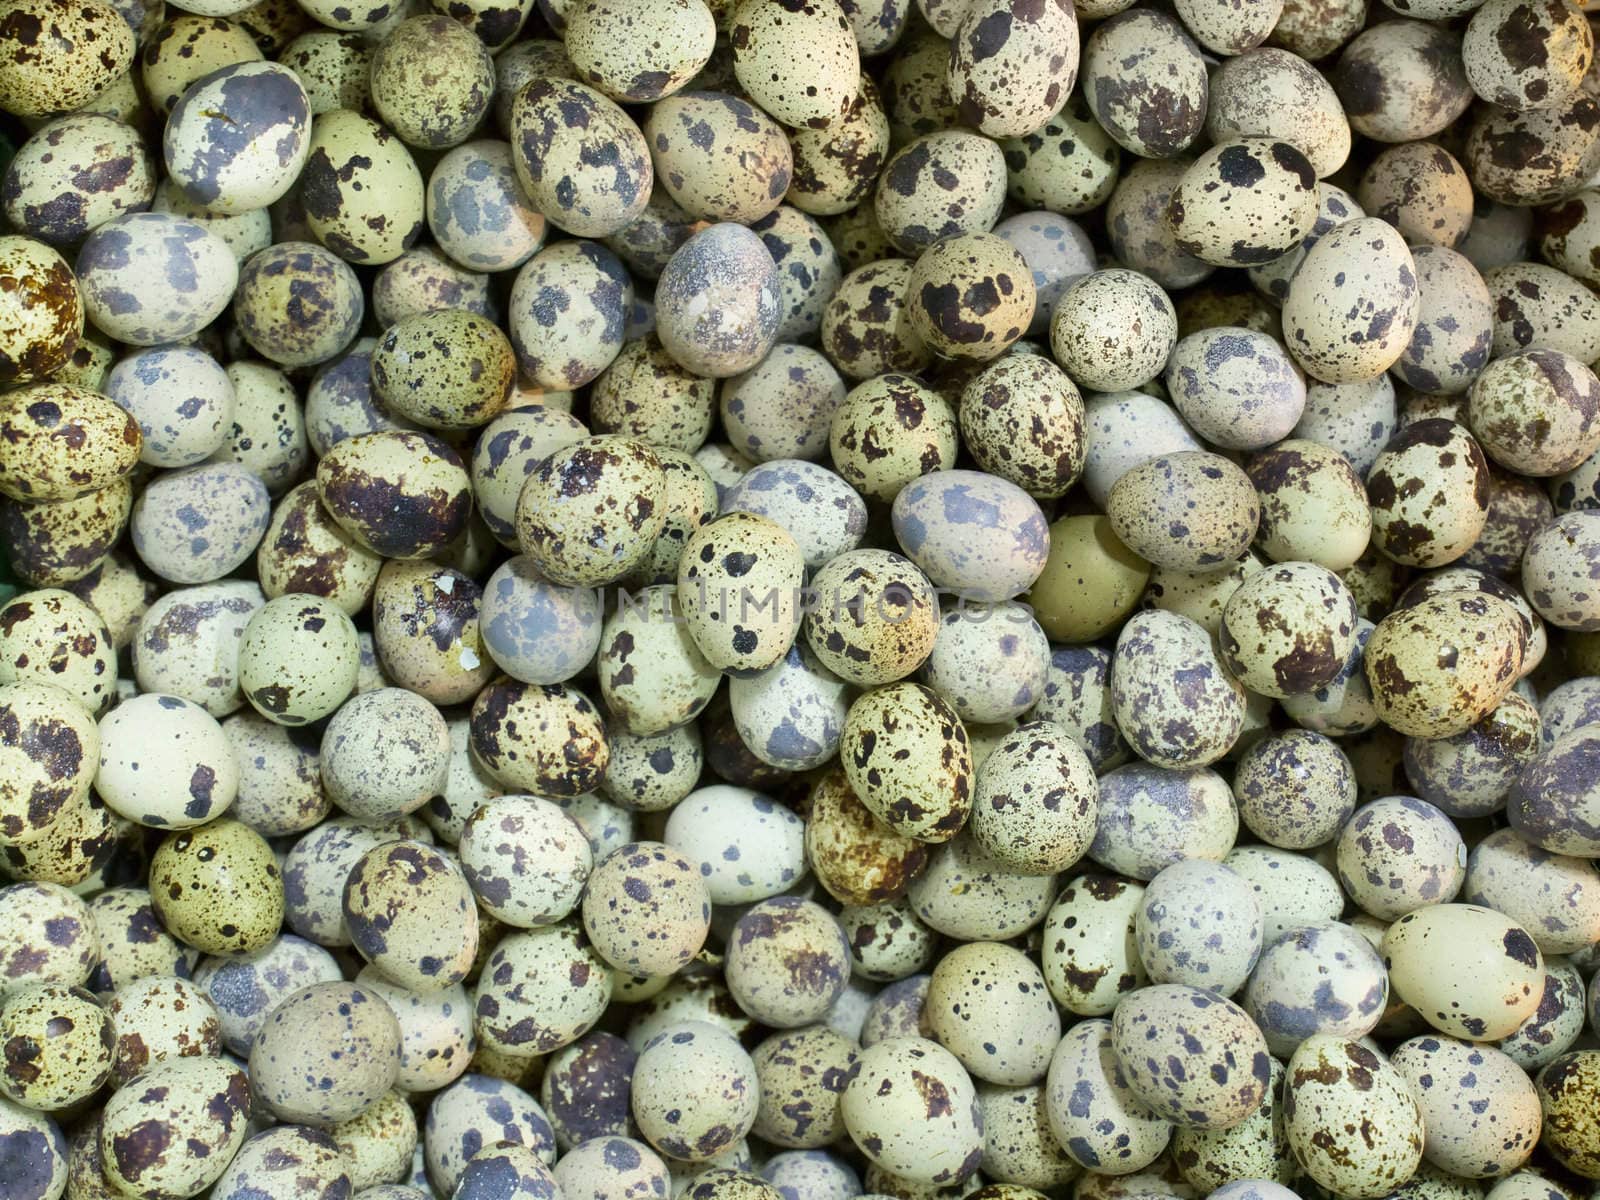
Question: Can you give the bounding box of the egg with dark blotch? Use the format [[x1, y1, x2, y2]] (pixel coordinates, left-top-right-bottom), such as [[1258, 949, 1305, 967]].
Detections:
[[315, 430, 472, 562], [0, 382, 141, 504], [300, 109, 426, 266], [77, 213, 236, 348], [162, 61, 310, 215], [2, 115, 154, 247], [656, 223, 781, 379], [98, 1056, 250, 1198], [507, 240, 633, 390], [510, 77, 652, 238], [233, 241, 363, 368], [0, 0, 135, 119]]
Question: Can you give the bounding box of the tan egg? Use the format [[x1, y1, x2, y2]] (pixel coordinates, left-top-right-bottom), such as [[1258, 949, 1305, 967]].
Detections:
[[582, 841, 710, 977], [678, 510, 804, 673], [131, 580, 263, 718], [827, 373, 954, 500], [0, 383, 139, 504], [565, 0, 714, 102], [141, 15, 262, 113], [106, 974, 222, 1089], [370, 15, 493, 150], [1366, 419, 1491, 568], [344, 840, 478, 992], [0, 588, 115, 717], [822, 263, 931, 385], [875, 131, 1006, 257], [1284, 1036, 1424, 1198], [223, 710, 331, 838], [1382, 903, 1543, 1040], [0, 0, 134, 119], [515, 436, 667, 587], [1107, 452, 1260, 574], [647, 91, 792, 225], [969, 722, 1097, 876], [371, 310, 514, 432], [473, 921, 610, 1055], [1524, 510, 1600, 631], [96, 1056, 249, 1197], [805, 767, 929, 906], [1246, 439, 1371, 571], [592, 335, 715, 454], [788, 75, 891, 217], [1080, 11, 1206, 158], [300, 109, 424, 266], [1365, 592, 1525, 738], [470, 677, 608, 798], [1028, 516, 1149, 644], [233, 241, 362, 368], [238, 595, 360, 725], [508, 240, 633, 391], [1219, 562, 1359, 698], [1207, 48, 1350, 179], [149, 819, 284, 957], [316, 430, 472, 561], [803, 548, 939, 685], [840, 682, 973, 844], [1050, 269, 1178, 394], [371, 560, 494, 707], [331, 1087, 416, 1189], [0, 236, 81, 385], [510, 78, 652, 237], [0, 475, 133, 588], [1536, 1052, 1600, 1178], [1467, 349, 1600, 478], [730, 0, 859, 130]]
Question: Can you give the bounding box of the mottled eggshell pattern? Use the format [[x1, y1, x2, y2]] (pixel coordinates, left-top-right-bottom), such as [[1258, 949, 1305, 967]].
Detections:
[[927, 940, 1060, 1086], [1111, 611, 1245, 770], [806, 771, 929, 907], [0, 587, 116, 717], [3, 115, 155, 246], [1462, 0, 1592, 112], [237, 594, 358, 725], [841, 1036, 985, 1186], [1091, 763, 1238, 881], [946, 0, 1076, 139], [1107, 452, 1260, 573], [131, 462, 271, 586], [1168, 139, 1318, 268], [162, 61, 310, 215], [193, 933, 342, 1054], [249, 980, 401, 1125], [1390, 1035, 1539, 1179], [725, 896, 850, 1028], [874, 131, 1006, 257], [1043, 1017, 1170, 1175], [1467, 349, 1600, 478], [473, 920, 610, 1054], [426, 140, 545, 274], [840, 682, 972, 844], [906, 232, 1035, 362], [1283, 1036, 1424, 1199], [1219, 561, 1358, 699], [300, 109, 426, 267], [511, 78, 652, 238], [1382, 903, 1544, 1040], [75, 213, 237, 347], [1136, 859, 1262, 996], [1366, 419, 1492, 569], [469, 678, 607, 799], [480, 556, 602, 686], [730, 0, 860, 130], [98, 1055, 250, 1199], [369, 15, 493, 151], [1336, 795, 1466, 921], [647, 92, 792, 226], [1282, 218, 1419, 384], [0, 981, 113, 1109], [1080, 11, 1208, 159], [892, 470, 1048, 603], [664, 785, 805, 906], [1164, 328, 1306, 451], [969, 721, 1097, 876], [632, 1020, 758, 1162], [582, 841, 710, 977], [316, 430, 472, 561], [656, 223, 781, 378], [1109, 984, 1271, 1129], [677, 510, 804, 674], [343, 839, 477, 992], [1245, 921, 1386, 1058], [565, 0, 713, 102], [212, 1125, 351, 1200], [322, 687, 450, 822]]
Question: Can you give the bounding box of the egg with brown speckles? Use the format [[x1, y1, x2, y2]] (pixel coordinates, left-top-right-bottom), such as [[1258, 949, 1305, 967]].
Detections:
[[233, 241, 363, 368], [730, 0, 859, 130], [1462, 0, 1592, 113], [1536, 1050, 1600, 1177], [371, 310, 514, 433], [1080, 11, 1207, 159], [840, 682, 972, 844], [1366, 419, 1491, 568], [370, 15, 493, 151], [1111, 610, 1245, 769], [1282, 218, 1419, 384], [515, 435, 666, 588], [1364, 591, 1524, 738], [1467, 349, 1600, 478], [344, 839, 478, 992], [841, 1036, 985, 1186], [0, 237, 82, 386], [906, 233, 1034, 362], [1219, 561, 1358, 699], [237, 594, 358, 725], [1284, 1035, 1424, 1198], [875, 131, 1006, 257], [0, 682, 98, 847], [1107, 452, 1259, 574], [565, 0, 713, 102], [946, 0, 1077, 139], [300, 109, 425, 266], [316, 430, 471, 562], [149, 818, 284, 956], [0, 587, 115, 717], [648, 91, 792, 225], [3, 115, 154, 247], [0, 476, 133, 589], [677, 510, 804, 674], [0, 981, 112, 1109], [0, 0, 135, 119], [469, 677, 608, 798], [99, 1056, 250, 1197], [582, 841, 710, 977], [96, 692, 237, 828], [1169, 139, 1318, 268]]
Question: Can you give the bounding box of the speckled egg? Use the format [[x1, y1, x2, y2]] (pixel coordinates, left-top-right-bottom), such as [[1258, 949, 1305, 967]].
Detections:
[[724, 896, 849, 1028], [1508, 725, 1600, 856], [1282, 218, 1419, 384], [0, 587, 115, 718], [1205, 49, 1349, 180], [1246, 439, 1371, 572], [1107, 452, 1259, 573], [353, 968, 472, 1096], [149, 818, 283, 956], [250, 980, 401, 1125], [223, 710, 328, 837], [819, 262, 933, 384], [237, 594, 358, 725], [105, 973, 221, 1088], [588, 335, 715, 455], [279, 31, 371, 115], [729, 640, 849, 770], [1136, 859, 1262, 995], [371, 310, 514, 433], [508, 241, 632, 391], [316, 430, 471, 561], [372, 246, 495, 329], [255, 481, 383, 616], [1336, 795, 1466, 921], [597, 586, 719, 734], [720, 461, 864, 572], [0, 0, 135, 119], [213, 1124, 351, 1200], [632, 1021, 758, 1162], [0, 1090, 66, 1200], [1283, 1036, 1424, 1199], [3, 115, 153, 246], [1111, 611, 1245, 770], [233, 241, 363, 368], [510, 77, 650, 237], [1043, 1017, 1169, 1175], [1330, 21, 1473, 144], [1404, 692, 1541, 819], [0, 382, 138, 507], [582, 841, 709, 977], [141, 15, 261, 114], [1533, 1050, 1600, 1178], [1467, 349, 1600, 478], [729, 0, 859, 130], [424, 1073, 557, 1195], [1218, 561, 1358, 699], [1164, 328, 1306, 451], [95, 693, 237, 828], [553, 1136, 670, 1200], [839, 682, 972, 844], [370, 559, 494, 706], [470, 407, 588, 546], [1109, 984, 1270, 1129], [919, 599, 1047, 725], [1167, 139, 1318, 269], [0, 981, 112, 1108], [656, 223, 781, 378], [1391, 1035, 1539, 1179], [966, 721, 1096, 876], [874, 131, 1006, 257], [301, 108, 426, 266], [0, 881, 97, 997], [322, 687, 450, 822], [890, 470, 1047, 603], [478, 556, 601, 687], [1366, 419, 1492, 569], [472, 919, 609, 1054], [677, 510, 804, 674], [926, 940, 1059, 1087], [806, 771, 929, 908], [1382, 903, 1543, 1040], [1364, 591, 1524, 738], [424, 140, 544, 275], [369, 15, 492, 150], [1048, 270, 1175, 397], [130, 461, 271, 585], [469, 679, 606, 799], [563, 0, 712, 102], [1080, 10, 1207, 159], [841, 1036, 984, 1186], [1091, 763, 1238, 881], [163, 61, 309, 214], [905, 233, 1034, 362], [1244, 921, 1387, 1058], [75, 213, 235, 346], [647, 91, 791, 226], [97, 1055, 249, 1198], [1232, 729, 1356, 849], [1462, 0, 1591, 113]]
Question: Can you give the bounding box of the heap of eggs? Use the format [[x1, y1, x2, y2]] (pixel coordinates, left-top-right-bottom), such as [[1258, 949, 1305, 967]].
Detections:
[[2, 0, 1600, 1199]]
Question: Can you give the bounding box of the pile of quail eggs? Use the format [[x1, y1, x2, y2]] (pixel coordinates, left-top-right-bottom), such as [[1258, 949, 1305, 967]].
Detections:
[[6, 0, 1600, 1198]]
